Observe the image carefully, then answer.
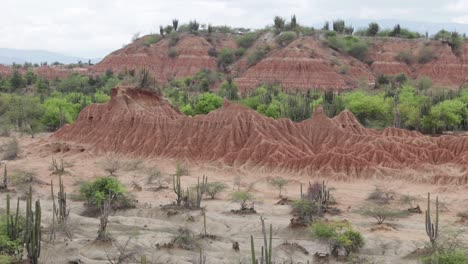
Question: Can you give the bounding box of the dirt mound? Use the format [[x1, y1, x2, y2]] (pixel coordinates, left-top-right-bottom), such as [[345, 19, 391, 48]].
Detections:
[[53, 87, 468, 184]]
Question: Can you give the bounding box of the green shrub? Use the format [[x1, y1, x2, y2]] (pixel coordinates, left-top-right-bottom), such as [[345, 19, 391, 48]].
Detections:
[[292, 199, 318, 222], [217, 48, 234, 70], [236, 33, 258, 49], [168, 48, 178, 58], [80, 177, 126, 207], [143, 34, 161, 47], [275, 31, 297, 47], [311, 221, 364, 257], [422, 250, 468, 264], [247, 45, 270, 65], [235, 47, 245, 57], [217, 80, 239, 100], [269, 177, 288, 196], [326, 36, 368, 61], [193, 93, 223, 115], [356, 205, 408, 224], [417, 47, 436, 64], [395, 51, 415, 65], [231, 191, 254, 210], [205, 182, 228, 199], [1, 138, 18, 160], [367, 22, 380, 36]]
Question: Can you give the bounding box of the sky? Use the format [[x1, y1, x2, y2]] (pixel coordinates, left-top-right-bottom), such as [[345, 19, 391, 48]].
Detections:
[[1, 0, 468, 58]]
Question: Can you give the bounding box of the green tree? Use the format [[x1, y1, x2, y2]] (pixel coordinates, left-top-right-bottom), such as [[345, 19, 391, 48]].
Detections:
[[217, 48, 234, 71], [79, 177, 125, 207], [193, 93, 223, 115], [343, 91, 392, 128], [231, 191, 255, 210], [311, 220, 364, 257], [367, 22, 380, 36], [273, 16, 285, 33], [422, 99, 466, 133]]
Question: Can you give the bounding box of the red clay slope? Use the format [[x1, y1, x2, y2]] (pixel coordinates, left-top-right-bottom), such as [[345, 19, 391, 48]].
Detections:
[[92, 33, 234, 83], [234, 37, 374, 92], [53, 87, 468, 184]]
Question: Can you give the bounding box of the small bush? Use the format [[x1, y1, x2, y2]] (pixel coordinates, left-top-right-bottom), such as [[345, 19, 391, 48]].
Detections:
[[275, 31, 297, 47], [417, 76, 432, 91], [231, 191, 254, 210], [235, 47, 245, 57], [356, 204, 408, 225], [217, 48, 234, 70], [367, 187, 394, 204], [236, 33, 258, 49], [292, 199, 318, 222], [146, 167, 164, 185], [269, 177, 289, 196], [205, 182, 228, 199], [123, 159, 143, 171], [311, 220, 364, 257], [168, 33, 180, 46], [168, 48, 179, 58], [1, 138, 19, 160], [175, 162, 189, 177], [99, 156, 121, 176], [247, 45, 270, 65], [417, 47, 436, 64], [395, 51, 415, 65], [79, 177, 125, 207], [421, 249, 468, 264], [172, 228, 200, 250], [207, 47, 218, 57], [338, 65, 349, 74], [143, 34, 161, 47]]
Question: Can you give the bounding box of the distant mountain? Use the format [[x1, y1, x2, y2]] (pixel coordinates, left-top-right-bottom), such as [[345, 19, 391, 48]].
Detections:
[[0, 48, 101, 65], [313, 19, 468, 36]]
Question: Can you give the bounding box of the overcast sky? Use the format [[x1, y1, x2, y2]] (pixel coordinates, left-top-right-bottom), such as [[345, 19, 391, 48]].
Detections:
[[1, 0, 467, 58]]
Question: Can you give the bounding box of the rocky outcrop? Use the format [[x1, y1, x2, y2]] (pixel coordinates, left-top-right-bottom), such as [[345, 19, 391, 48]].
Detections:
[[53, 87, 468, 184]]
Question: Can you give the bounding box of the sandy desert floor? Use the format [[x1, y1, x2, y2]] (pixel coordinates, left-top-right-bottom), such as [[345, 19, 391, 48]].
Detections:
[[1, 133, 467, 264]]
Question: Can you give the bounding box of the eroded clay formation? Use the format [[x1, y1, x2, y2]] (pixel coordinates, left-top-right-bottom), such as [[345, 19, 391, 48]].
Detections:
[[53, 87, 468, 184]]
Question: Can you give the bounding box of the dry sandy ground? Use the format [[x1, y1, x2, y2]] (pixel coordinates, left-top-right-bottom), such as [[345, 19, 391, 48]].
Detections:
[[1, 134, 467, 264]]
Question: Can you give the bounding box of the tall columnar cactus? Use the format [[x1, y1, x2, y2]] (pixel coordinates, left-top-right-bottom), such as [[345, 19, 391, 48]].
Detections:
[[57, 174, 69, 223], [196, 175, 208, 208], [425, 192, 439, 250], [250, 217, 273, 264], [141, 255, 147, 264], [173, 173, 183, 206], [2, 164, 7, 189], [25, 186, 41, 264], [6, 194, 20, 240], [317, 181, 330, 208]]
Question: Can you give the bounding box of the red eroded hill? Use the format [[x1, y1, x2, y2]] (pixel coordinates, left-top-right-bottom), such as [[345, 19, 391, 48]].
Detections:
[[92, 33, 234, 82], [93, 33, 468, 91], [53, 87, 468, 184]]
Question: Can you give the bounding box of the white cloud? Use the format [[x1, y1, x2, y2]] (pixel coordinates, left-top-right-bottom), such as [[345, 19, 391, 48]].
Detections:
[[0, 0, 465, 58]]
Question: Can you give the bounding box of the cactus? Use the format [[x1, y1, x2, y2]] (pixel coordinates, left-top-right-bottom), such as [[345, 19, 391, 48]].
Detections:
[[250, 217, 273, 264], [425, 192, 439, 250], [250, 235, 256, 264], [195, 175, 208, 208], [141, 255, 147, 264], [1, 164, 7, 189], [173, 173, 183, 206], [24, 186, 41, 264], [203, 210, 207, 236], [51, 157, 65, 175], [300, 183, 303, 199], [6, 194, 20, 240], [57, 174, 69, 223], [317, 181, 330, 208], [199, 248, 206, 264]]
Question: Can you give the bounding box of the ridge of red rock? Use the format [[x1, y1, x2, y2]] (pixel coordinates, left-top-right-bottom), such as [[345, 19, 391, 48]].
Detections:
[[53, 87, 468, 184]]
